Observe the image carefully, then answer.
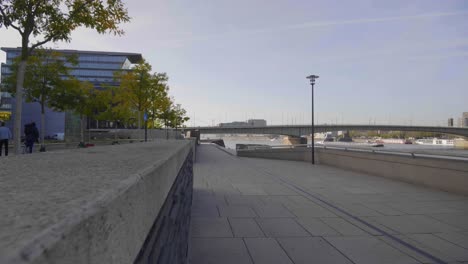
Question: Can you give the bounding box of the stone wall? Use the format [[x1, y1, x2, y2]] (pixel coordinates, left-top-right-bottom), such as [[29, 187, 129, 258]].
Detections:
[[134, 151, 193, 264]]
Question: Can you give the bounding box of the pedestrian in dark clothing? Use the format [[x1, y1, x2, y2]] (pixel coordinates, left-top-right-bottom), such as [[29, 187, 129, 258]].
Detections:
[[24, 122, 39, 154], [0, 121, 12, 156]]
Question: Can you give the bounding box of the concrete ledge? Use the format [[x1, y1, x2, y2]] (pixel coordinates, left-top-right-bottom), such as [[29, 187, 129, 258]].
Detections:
[[237, 147, 468, 195], [237, 146, 311, 162], [0, 140, 194, 264]]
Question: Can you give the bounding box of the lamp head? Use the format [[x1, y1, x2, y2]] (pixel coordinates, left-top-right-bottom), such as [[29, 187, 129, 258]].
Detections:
[[306, 75, 319, 85]]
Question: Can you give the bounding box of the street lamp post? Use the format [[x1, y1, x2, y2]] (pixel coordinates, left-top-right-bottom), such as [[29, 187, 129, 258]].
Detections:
[[306, 75, 319, 164]]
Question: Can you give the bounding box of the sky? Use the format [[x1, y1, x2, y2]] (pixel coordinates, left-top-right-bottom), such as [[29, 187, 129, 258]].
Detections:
[[1, 0, 467, 127]]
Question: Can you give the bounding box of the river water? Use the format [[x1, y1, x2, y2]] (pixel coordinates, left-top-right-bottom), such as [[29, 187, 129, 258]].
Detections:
[[203, 135, 468, 158]]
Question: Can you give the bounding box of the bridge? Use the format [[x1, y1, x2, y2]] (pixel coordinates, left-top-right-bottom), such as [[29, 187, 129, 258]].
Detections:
[[185, 124, 468, 138]]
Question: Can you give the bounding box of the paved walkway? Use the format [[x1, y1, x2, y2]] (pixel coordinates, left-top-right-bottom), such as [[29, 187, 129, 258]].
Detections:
[[190, 145, 468, 264]]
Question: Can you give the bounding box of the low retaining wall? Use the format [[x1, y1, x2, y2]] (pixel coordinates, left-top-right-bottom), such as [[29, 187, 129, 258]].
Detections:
[[237, 147, 468, 195], [0, 140, 194, 264], [237, 146, 311, 162], [134, 150, 193, 264], [317, 148, 468, 195]]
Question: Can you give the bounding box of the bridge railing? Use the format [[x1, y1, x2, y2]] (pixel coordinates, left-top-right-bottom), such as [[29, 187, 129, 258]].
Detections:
[[237, 144, 468, 162]]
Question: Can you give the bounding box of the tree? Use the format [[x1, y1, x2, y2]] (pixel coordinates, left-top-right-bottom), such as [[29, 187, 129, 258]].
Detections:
[[56, 80, 106, 146], [158, 96, 174, 139], [4, 48, 77, 151], [147, 73, 169, 128], [118, 59, 153, 140], [97, 85, 133, 141], [0, 0, 130, 153], [163, 103, 190, 139], [170, 104, 190, 129]]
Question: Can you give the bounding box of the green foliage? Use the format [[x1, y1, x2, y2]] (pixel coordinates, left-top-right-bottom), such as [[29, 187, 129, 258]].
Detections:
[[55, 79, 105, 119], [0, 0, 130, 57], [118, 59, 154, 113], [1, 0, 130, 151], [117, 60, 190, 129], [147, 72, 169, 127], [164, 103, 190, 128], [97, 85, 133, 127]]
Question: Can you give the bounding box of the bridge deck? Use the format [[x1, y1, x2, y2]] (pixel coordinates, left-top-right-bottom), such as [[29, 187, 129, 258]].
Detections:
[[190, 144, 468, 264]]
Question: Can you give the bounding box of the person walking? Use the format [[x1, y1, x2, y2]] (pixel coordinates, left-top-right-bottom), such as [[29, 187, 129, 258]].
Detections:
[[0, 121, 12, 156], [24, 122, 39, 154]]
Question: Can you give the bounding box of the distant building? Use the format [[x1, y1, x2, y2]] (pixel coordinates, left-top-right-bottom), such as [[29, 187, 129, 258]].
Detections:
[[457, 112, 468, 127], [448, 118, 454, 127], [0, 47, 142, 137], [247, 119, 267, 127], [464, 112, 468, 127], [219, 119, 267, 127]]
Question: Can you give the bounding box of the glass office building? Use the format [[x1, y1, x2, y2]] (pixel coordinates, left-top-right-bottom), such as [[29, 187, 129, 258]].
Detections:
[[0, 48, 142, 138]]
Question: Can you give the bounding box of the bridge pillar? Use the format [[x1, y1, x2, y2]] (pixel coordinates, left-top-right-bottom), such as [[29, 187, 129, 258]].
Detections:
[[283, 136, 307, 145], [185, 130, 200, 145]]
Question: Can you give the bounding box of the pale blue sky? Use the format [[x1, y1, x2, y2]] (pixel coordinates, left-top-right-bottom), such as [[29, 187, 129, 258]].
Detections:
[[1, 0, 467, 126]]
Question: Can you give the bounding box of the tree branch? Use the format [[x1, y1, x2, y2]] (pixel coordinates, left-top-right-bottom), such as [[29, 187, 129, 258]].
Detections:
[[0, 5, 23, 34], [29, 35, 55, 54]]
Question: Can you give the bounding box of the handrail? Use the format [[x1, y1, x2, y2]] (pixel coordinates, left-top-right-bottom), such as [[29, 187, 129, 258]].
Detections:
[[237, 144, 468, 162]]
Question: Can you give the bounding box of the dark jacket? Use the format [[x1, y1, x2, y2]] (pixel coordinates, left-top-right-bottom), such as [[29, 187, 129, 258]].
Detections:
[[25, 124, 39, 143]]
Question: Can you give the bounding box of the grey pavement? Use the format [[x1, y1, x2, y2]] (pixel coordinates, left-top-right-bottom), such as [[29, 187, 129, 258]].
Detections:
[[190, 144, 468, 264]]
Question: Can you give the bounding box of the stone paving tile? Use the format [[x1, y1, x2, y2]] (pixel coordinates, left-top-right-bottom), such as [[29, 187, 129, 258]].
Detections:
[[336, 203, 383, 217], [429, 214, 468, 231], [259, 195, 293, 207], [388, 202, 463, 215], [286, 195, 317, 205], [252, 204, 295, 218], [218, 205, 257, 217], [358, 216, 401, 235], [325, 236, 419, 264], [320, 217, 369, 236], [233, 184, 269, 195], [255, 218, 310, 237], [434, 232, 468, 249], [285, 203, 337, 218], [408, 234, 468, 262], [399, 191, 466, 202], [191, 217, 233, 237], [229, 218, 265, 238], [295, 217, 341, 236], [225, 194, 265, 207], [278, 237, 353, 264], [190, 238, 253, 264], [362, 202, 406, 216], [378, 234, 459, 263], [261, 183, 299, 195], [244, 238, 293, 264], [369, 214, 461, 234], [191, 205, 219, 217]]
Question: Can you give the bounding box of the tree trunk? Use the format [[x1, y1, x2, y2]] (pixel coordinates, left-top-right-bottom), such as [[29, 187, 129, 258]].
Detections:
[[88, 117, 91, 143], [165, 118, 168, 140], [114, 121, 118, 142], [138, 110, 142, 141], [40, 100, 45, 151], [14, 60, 27, 154], [80, 115, 85, 145]]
